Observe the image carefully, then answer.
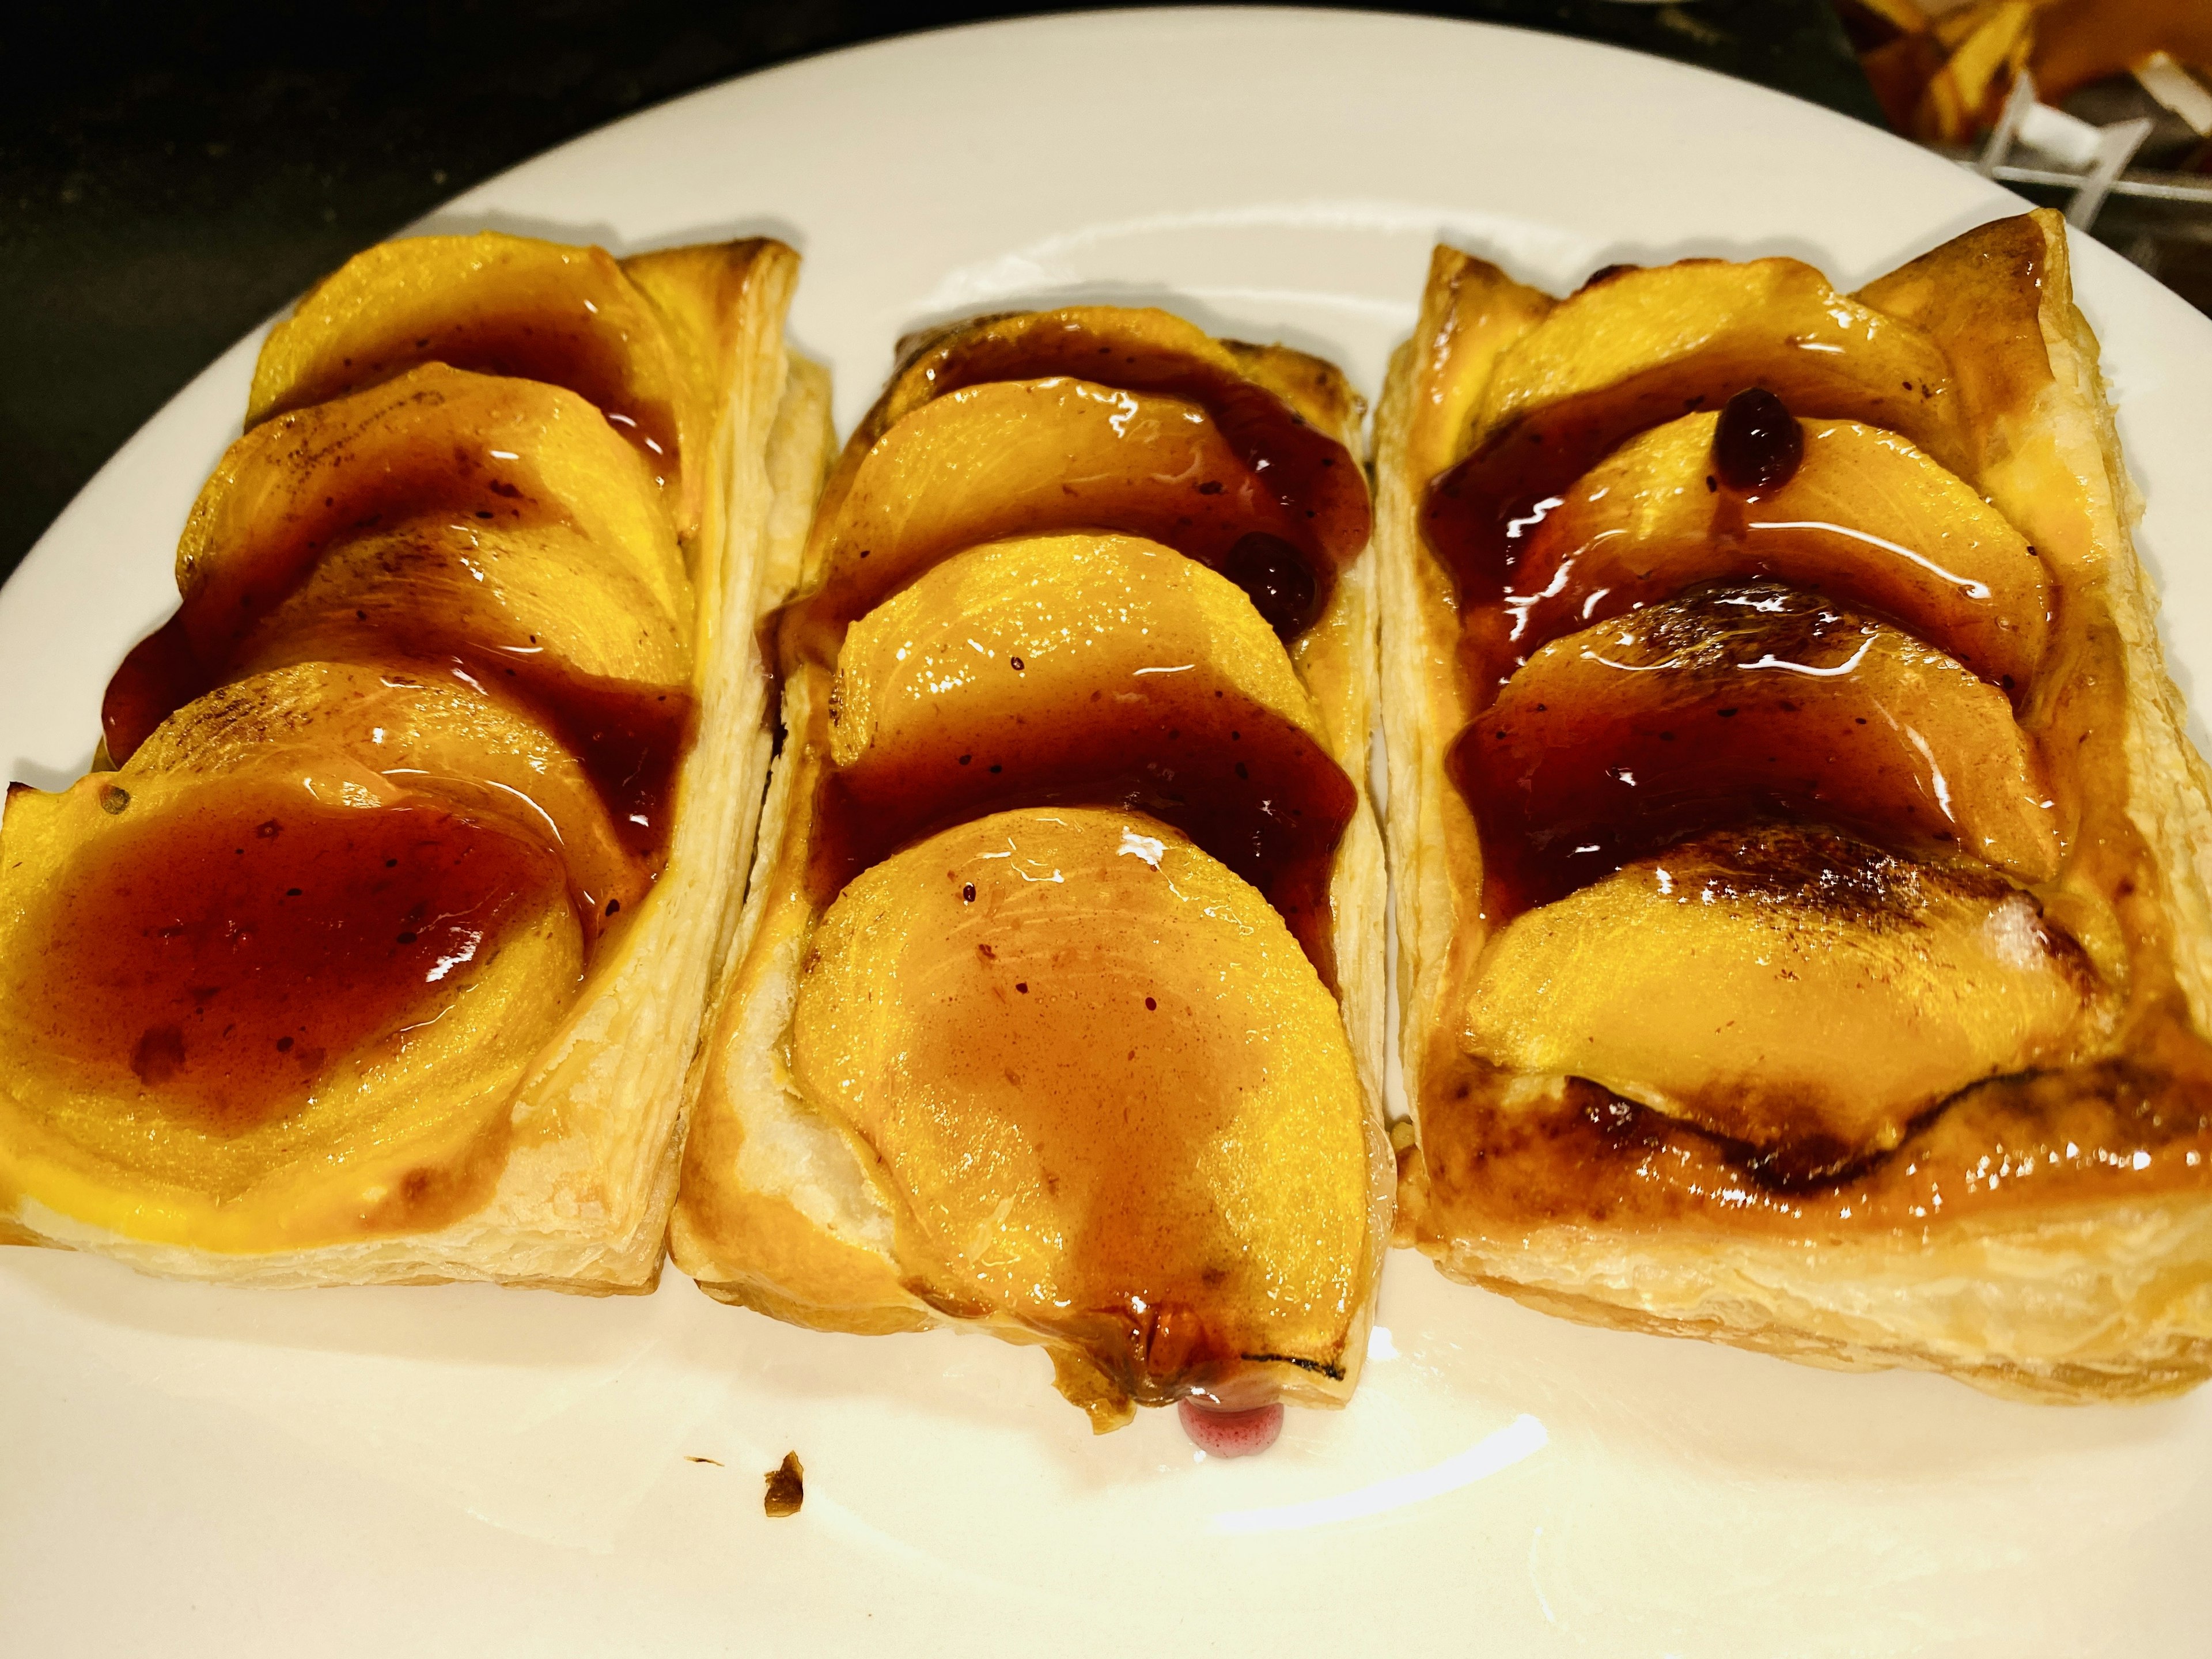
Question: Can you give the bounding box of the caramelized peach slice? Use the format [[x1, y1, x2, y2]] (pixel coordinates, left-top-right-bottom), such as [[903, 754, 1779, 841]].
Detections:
[[231, 517, 689, 691], [184, 364, 685, 653], [247, 232, 702, 533], [786, 378, 1330, 654], [125, 660, 650, 933], [1494, 414, 2050, 695], [1467, 824, 2100, 1173], [0, 754, 581, 1247], [1454, 581, 2060, 909], [819, 533, 1354, 972], [859, 306, 1368, 564], [104, 365, 692, 765], [1425, 257, 1967, 601], [787, 808, 1372, 1425]]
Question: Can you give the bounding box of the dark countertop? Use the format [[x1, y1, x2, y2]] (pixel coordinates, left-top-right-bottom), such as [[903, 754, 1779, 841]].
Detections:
[[1, 0, 1876, 586]]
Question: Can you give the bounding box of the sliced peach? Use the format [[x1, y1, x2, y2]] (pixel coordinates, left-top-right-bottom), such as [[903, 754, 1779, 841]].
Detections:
[[1466, 824, 2099, 1172], [1491, 414, 2050, 695], [1425, 257, 1968, 602], [786, 377, 1330, 654], [128, 660, 648, 935], [819, 533, 1354, 974], [105, 365, 692, 764], [248, 232, 702, 533], [186, 364, 685, 650], [856, 306, 1368, 566], [787, 807, 1372, 1420], [1453, 581, 2060, 910], [230, 517, 688, 691], [0, 738, 581, 1244]]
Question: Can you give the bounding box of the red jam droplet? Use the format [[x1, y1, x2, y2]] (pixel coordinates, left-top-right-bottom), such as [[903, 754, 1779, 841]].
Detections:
[[1712, 387, 1804, 493], [1218, 532, 1321, 639], [1178, 1397, 1285, 1458]]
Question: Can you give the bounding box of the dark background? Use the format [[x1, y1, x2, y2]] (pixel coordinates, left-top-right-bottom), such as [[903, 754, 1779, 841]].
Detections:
[[0, 0, 1880, 586]]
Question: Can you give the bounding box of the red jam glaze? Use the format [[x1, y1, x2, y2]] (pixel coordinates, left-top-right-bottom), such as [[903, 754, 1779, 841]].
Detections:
[[1450, 583, 2055, 916], [103, 621, 692, 873], [14, 786, 570, 1135], [808, 688, 1356, 985], [896, 316, 1370, 570]]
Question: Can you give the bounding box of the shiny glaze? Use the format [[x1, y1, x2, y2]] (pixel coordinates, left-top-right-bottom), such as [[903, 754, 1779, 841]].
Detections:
[[808, 685, 1354, 985], [789, 809, 1370, 1416], [1452, 581, 2057, 916], [266, 308, 682, 495], [1423, 267, 1962, 609], [249, 236, 689, 514], [1468, 414, 2049, 702], [102, 382, 694, 873], [778, 379, 1337, 664], [108, 616, 691, 873], [888, 310, 1370, 568], [757, 319, 1374, 1425], [10, 788, 567, 1136], [1419, 1022, 2212, 1236]]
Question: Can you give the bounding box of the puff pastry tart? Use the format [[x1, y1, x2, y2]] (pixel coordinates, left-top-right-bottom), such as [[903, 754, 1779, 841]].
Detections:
[[0, 233, 830, 1291], [672, 308, 1392, 1428], [1377, 209, 2212, 1400]]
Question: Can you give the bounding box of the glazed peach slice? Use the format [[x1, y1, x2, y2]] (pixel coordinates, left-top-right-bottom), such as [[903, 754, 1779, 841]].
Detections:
[[855, 306, 1369, 565], [1488, 412, 2050, 696], [816, 532, 1355, 975], [1453, 581, 2060, 909], [787, 807, 1374, 1428], [784, 378, 1331, 657], [247, 232, 704, 534], [128, 661, 651, 932], [105, 364, 688, 763], [0, 676, 590, 1249], [1425, 257, 1968, 601], [218, 517, 695, 863], [1466, 824, 2100, 1173]]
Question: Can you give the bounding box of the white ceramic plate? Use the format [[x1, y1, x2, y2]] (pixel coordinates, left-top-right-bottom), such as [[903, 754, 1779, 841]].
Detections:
[[7, 10, 2211, 1654]]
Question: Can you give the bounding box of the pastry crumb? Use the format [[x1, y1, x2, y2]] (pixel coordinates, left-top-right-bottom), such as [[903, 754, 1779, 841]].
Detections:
[[763, 1450, 804, 1517]]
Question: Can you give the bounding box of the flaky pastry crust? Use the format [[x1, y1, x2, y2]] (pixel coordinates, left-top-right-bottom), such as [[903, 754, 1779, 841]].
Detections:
[[672, 316, 1393, 1416], [1, 240, 830, 1291], [1377, 211, 2212, 1400]]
